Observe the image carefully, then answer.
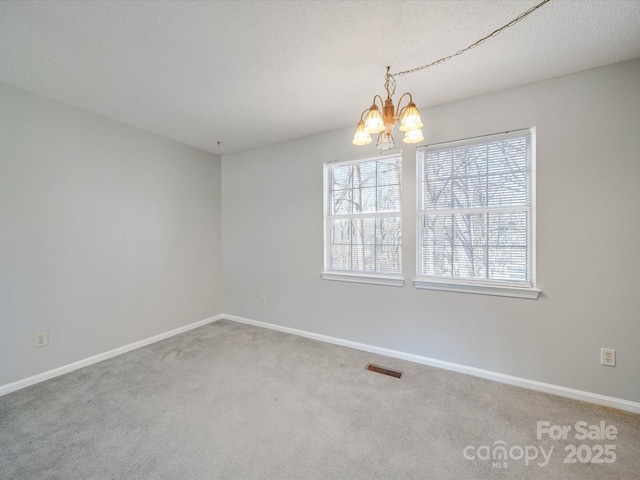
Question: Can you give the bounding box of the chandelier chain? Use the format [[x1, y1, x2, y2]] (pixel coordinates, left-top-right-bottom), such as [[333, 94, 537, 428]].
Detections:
[[391, 0, 552, 78], [384, 66, 396, 97]]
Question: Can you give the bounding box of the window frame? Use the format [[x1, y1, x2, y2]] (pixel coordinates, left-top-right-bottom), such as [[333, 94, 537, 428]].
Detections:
[[321, 151, 405, 287], [413, 129, 540, 299]]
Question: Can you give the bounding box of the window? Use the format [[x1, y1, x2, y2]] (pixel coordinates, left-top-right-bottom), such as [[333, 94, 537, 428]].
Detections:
[[322, 152, 404, 287], [415, 129, 539, 298]]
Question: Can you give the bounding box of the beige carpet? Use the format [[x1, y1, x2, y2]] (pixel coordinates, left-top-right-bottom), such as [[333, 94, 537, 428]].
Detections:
[[1, 319, 638, 479]]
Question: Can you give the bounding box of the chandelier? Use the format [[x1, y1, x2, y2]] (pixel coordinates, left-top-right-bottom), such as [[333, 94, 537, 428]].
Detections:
[[352, 0, 551, 152], [353, 67, 424, 151]]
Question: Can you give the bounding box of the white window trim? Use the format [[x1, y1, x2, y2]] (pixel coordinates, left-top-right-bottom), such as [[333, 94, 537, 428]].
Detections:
[[321, 272, 405, 287], [414, 128, 540, 299], [412, 278, 540, 299], [322, 150, 404, 286]]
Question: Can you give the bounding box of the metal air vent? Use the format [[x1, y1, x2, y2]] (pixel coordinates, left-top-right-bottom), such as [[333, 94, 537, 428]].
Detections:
[[365, 363, 403, 379]]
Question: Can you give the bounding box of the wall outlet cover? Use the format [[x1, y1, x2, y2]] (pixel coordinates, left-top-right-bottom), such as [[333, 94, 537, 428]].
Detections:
[[34, 331, 49, 348], [601, 348, 616, 367]]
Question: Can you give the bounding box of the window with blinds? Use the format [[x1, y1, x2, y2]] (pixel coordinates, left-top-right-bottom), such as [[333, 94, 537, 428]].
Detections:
[[416, 130, 534, 288], [324, 153, 402, 277]]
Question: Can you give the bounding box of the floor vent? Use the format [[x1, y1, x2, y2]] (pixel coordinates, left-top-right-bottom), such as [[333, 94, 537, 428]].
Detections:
[[365, 363, 403, 379]]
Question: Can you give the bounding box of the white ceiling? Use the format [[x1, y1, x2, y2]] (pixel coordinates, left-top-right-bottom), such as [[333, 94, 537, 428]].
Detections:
[[1, 1, 639, 155]]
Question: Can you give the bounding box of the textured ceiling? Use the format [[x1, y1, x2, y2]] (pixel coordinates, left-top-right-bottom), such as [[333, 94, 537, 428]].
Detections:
[[1, 0, 639, 155]]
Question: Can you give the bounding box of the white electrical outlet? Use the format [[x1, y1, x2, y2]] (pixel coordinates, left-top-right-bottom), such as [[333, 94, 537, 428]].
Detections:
[[34, 331, 49, 348], [601, 348, 615, 366], [260, 296, 267, 307]]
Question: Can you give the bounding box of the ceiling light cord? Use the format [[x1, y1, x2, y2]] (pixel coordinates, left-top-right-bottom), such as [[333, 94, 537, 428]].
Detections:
[[391, 0, 552, 78], [354, 0, 552, 151]]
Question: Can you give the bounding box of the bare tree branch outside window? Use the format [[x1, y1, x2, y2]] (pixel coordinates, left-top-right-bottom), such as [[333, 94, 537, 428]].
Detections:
[[418, 131, 532, 285], [327, 154, 402, 275]]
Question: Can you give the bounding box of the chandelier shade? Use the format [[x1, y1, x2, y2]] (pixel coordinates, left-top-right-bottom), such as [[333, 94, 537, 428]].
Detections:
[[377, 132, 395, 151], [352, 121, 373, 146], [402, 127, 424, 144], [363, 105, 385, 134], [398, 102, 424, 132]]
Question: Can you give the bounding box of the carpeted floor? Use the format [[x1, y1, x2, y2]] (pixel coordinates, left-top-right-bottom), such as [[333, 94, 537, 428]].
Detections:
[[1, 319, 639, 479]]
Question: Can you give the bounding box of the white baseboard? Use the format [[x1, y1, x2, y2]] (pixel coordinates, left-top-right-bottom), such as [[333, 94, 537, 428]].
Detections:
[[4, 312, 638, 415], [223, 314, 640, 415], [0, 314, 224, 398]]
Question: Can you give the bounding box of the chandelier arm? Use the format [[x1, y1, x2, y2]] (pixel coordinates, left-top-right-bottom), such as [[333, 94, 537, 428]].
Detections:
[[372, 94, 385, 109], [395, 93, 414, 118], [391, 0, 552, 77]]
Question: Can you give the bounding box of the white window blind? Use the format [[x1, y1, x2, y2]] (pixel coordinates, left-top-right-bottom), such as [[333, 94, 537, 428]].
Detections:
[[416, 130, 534, 288], [324, 153, 402, 277]]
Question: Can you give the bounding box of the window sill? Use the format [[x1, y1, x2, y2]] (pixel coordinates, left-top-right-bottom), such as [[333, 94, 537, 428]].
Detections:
[[413, 278, 540, 299], [321, 272, 405, 287]]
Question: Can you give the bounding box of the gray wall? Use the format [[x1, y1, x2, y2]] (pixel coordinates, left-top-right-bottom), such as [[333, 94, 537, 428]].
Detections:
[[0, 83, 223, 386], [222, 59, 640, 403], [2, 60, 638, 403]]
